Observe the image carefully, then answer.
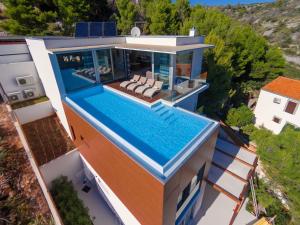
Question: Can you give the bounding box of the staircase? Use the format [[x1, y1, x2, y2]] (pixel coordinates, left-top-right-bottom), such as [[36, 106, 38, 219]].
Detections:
[[205, 134, 258, 225], [151, 103, 177, 125], [207, 138, 257, 201]]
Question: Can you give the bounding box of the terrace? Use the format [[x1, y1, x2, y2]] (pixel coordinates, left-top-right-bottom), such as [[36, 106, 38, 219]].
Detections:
[[51, 37, 212, 105]]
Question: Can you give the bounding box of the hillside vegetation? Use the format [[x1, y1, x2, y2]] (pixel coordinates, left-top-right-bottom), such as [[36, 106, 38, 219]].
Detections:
[[220, 0, 300, 77]]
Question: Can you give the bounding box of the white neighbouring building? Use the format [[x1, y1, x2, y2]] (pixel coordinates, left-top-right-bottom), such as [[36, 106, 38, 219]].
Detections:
[[254, 76, 300, 134]]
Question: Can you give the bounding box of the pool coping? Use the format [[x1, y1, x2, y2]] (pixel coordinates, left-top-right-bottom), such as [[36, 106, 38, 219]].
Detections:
[[64, 86, 219, 182]]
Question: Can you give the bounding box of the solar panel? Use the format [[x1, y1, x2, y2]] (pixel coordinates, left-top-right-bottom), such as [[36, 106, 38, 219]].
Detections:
[[90, 22, 103, 37], [75, 22, 117, 37], [75, 22, 89, 37], [103, 22, 117, 36]]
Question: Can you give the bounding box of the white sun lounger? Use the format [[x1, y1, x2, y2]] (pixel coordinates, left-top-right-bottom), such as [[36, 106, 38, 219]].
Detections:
[[135, 79, 155, 94], [127, 77, 147, 91], [120, 75, 141, 88], [143, 81, 163, 98]]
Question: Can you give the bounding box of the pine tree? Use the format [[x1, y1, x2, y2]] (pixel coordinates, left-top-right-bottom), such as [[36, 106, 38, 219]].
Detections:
[[147, 0, 178, 35], [115, 0, 137, 35], [2, 0, 57, 35], [55, 0, 90, 35]]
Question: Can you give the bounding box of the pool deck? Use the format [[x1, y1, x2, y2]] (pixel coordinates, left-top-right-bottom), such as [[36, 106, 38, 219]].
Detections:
[[106, 81, 168, 103]]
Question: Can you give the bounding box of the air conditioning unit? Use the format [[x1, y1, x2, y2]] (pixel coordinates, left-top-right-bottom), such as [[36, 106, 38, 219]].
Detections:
[[7, 92, 21, 102], [16, 75, 35, 86], [23, 89, 35, 99]]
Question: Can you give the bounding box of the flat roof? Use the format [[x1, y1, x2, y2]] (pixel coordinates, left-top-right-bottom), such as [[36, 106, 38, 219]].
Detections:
[[263, 76, 300, 101], [114, 43, 213, 54], [47, 43, 213, 54], [65, 86, 218, 181], [48, 44, 115, 53]]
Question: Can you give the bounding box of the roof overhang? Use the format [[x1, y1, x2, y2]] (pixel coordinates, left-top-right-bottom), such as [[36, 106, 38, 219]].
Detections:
[[47, 43, 214, 54]]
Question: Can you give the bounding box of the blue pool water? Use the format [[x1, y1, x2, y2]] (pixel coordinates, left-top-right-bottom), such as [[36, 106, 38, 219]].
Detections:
[[61, 69, 95, 92], [67, 86, 212, 166]]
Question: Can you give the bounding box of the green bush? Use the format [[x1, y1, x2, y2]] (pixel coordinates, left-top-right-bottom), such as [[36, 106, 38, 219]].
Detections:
[[250, 126, 300, 223], [247, 177, 292, 225], [50, 176, 92, 225], [226, 105, 254, 128]]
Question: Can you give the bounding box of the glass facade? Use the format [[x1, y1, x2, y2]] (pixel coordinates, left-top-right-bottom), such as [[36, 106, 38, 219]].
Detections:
[[55, 47, 204, 102], [154, 53, 170, 89], [127, 50, 152, 77], [56, 51, 96, 93], [96, 49, 113, 83], [112, 49, 127, 80], [175, 51, 193, 84]]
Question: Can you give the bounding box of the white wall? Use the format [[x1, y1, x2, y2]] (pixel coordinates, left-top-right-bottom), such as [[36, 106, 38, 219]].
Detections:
[[81, 155, 141, 225], [43, 37, 125, 49], [254, 90, 300, 134], [0, 44, 32, 64], [39, 150, 82, 187], [0, 44, 29, 55], [0, 61, 45, 100], [26, 38, 72, 137], [126, 36, 177, 46], [13, 100, 54, 125], [176, 36, 204, 45], [0, 54, 32, 64]]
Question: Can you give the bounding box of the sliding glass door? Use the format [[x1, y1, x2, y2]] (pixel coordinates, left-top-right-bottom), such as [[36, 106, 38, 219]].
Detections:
[[154, 53, 170, 89], [95, 49, 113, 83], [112, 49, 127, 80]]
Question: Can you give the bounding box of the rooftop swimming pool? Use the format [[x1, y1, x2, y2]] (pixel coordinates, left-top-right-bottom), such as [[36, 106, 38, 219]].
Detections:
[[65, 86, 217, 178]]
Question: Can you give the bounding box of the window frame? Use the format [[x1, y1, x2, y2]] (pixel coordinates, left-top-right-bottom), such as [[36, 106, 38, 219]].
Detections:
[[284, 100, 298, 115], [272, 116, 281, 124], [273, 97, 281, 104]]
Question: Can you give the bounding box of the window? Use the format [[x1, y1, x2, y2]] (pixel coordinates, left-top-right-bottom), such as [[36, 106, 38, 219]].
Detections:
[[96, 49, 113, 83], [273, 116, 281, 124], [56, 51, 96, 93], [176, 51, 193, 78], [285, 101, 298, 114], [273, 97, 281, 104], [176, 164, 206, 212], [177, 183, 191, 211], [154, 53, 170, 89], [197, 164, 206, 185]]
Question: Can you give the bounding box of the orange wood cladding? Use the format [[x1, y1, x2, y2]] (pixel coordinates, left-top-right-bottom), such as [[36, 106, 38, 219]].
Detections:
[[63, 103, 164, 225]]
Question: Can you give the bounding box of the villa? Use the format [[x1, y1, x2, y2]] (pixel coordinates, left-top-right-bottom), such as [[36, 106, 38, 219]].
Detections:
[[255, 76, 300, 134], [0, 30, 258, 225]]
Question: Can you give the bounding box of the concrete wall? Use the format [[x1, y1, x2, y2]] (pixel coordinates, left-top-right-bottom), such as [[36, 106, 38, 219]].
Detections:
[[0, 61, 45, 101], [39, 150, 82, 187], [13, 100, 54, 125], [254, 90, 300, 134], [81, 155, 141, 225], [8, 104, 63, 225], [43, 37, 125, 49], [63, 103, 164, 225], [126, 36, 204, 47], [163, 129, 218, 225], [0, 43, 45, 102], [26, 38, 72, 137], [126, 37, 177, 46]]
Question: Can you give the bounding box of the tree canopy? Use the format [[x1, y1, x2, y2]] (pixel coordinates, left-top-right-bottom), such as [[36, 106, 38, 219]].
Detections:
[[2, 0, 112, 35], [251, 126, 300, 223]]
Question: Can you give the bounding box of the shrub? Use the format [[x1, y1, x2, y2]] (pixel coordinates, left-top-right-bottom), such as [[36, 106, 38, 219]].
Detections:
[[250, 126, 300, 222], [226, 105, 254, 128], [247, 177, 292, 225], [50, 176, 92, 225]]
